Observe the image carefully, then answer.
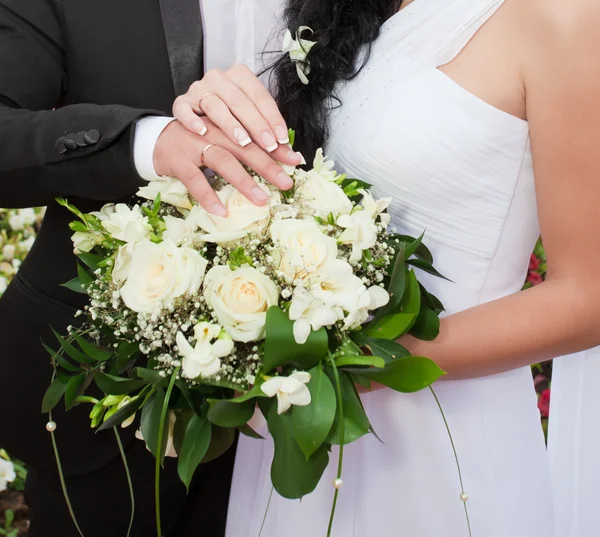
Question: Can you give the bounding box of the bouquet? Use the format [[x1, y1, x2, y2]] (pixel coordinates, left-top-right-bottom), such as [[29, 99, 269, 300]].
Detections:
[[42, 136, 449, 536]]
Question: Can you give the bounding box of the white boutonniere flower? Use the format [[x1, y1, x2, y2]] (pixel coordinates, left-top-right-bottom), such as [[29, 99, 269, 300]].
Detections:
[[261, 371, 312, 415], [0, 457, 16, 492], [282, 26, 317, 85]]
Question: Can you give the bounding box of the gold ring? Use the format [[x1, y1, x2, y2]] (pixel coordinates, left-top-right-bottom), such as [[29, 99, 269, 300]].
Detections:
[[201, 143, 216, 160]]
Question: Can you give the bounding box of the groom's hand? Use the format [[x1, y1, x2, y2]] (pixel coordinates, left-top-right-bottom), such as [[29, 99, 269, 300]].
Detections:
[[172, 64, 293, 155], [153, 118, 301, 216]]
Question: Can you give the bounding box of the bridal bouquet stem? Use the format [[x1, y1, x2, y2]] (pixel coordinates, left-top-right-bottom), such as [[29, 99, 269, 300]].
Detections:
[[43, 133, 448, 537]]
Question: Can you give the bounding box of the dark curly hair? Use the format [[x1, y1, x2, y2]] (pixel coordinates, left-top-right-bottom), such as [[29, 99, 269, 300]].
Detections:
[[271, 0, 403, 161]]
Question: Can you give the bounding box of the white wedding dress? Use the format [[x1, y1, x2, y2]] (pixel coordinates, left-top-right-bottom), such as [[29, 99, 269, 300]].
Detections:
[[227, 0, 555, 535]]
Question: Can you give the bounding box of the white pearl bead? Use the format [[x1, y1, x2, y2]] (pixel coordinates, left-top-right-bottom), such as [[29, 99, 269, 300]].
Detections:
[[333, 478, 343, 489], [460, 492, 469, 502], [46, 421, 57, 432]]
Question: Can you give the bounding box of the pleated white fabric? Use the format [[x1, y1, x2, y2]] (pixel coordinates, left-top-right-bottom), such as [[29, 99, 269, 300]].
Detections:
[[227, 1, 555, 535]]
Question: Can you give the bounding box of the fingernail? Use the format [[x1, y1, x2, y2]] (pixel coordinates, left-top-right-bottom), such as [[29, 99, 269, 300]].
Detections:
[[212, 203, 228, 217], [192, 120, 207, 135], [275, 126, 290, 144], [234, 128, 252, 147], [296, 152, 306, 165], [287, 149, 303, 163], [252, 186, 269, 203], [261, 132, 278, 152], [277, 172, 294, 189]]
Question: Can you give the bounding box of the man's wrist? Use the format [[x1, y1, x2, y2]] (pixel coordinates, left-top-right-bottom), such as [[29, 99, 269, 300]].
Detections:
[[133, 116, 176, 181]]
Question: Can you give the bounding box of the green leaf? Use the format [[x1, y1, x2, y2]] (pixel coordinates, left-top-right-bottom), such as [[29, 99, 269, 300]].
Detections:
[[347, 356, 446, 393], [117, 342, 140, 373], [62, 277, 87, 295], [77, 252, 104, 270], [370, 251, 406, 322], [136, 367, 168, 387], [325, 370, 369, 445], [334, 354, 386, 369], [178, 413, 212, 490], [292, 364, 336, 459], [407, 258, 451, 282], [65, 374, 87, 410], [175, 380, 206, 416], [140, 389, 169, 461], [265, 399, 329, 499], [73, 333, 113, 362], [419, 283, 445, 314], [403, 232, 425, 260], [42, 378, 67, 413], [388, 233, 433, 263], [97, 392, 146, 431], [219, 380, 267, 404], [94, 372, 147, 395], [77, 263, 95, 286], [409, 306, 440, 341], [238, 424, 265, 439], [42, 341, 80, 372], [351, 335, 411, 365], [263, 306, 328, 374], [52, 329, 94, 365], [207, 398, 256, 428], [200, 425, 236, 464], [365, 312, 415, 340]]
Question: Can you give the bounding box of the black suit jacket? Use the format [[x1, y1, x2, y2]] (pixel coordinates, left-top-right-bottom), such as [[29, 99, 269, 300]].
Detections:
[[0, 0, 205, 475]]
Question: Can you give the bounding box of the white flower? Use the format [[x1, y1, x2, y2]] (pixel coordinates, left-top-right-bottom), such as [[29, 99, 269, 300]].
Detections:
[[337, 210, 378, 263], [135, 411, 178, 458], [2, 244, 15, 261], [187, 183, 272, 245], [19, 236, 35, 252], [116, 396, 137, 428], [162, 214, 201, 246], [176, 326, 232, 379], [203, 265, 279, 342], [112, 243, 135, 283], [294, 171, 352, 220], [312, 149, 338, 182], [19, 208, 37, 225], [289, 286, 341, 344], [8, 214, 24, 231], [120, 239, 207, 313], [261, 371, 312, 415], [71, 230, 102, 254], [270, 219, 338, 284], [101, 204, 152, 244], [0, 276, 7, 295], [0, 458, 16, 492], [359, 189, 392, 227], [310, 259, 365, 313], [137, 176, 192, 210], [343, 285, 390, 331], [282, 26, 317, 85]]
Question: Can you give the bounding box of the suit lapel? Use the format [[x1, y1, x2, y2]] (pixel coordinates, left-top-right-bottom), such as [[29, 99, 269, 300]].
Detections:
[[158, 0, 204, 96]]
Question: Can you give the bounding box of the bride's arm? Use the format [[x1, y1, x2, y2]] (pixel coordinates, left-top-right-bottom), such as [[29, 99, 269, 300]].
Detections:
[[400, 2, 600, 380]]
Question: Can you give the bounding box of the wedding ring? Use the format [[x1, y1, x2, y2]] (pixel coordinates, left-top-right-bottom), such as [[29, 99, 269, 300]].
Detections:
[[201, 143, 217, 160], [198, 93, 217, 112]]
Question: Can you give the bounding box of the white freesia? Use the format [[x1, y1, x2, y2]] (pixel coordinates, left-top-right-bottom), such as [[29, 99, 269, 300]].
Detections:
[[282, 26, 316, 85], [2, 244, 15, 261], [162, 214, 200, 246], [261, 371, 312, 414], [337, 209, 379, 263], [312, 148, 338, 182], [101, 204, 152, 244], [116, 396, 137, 428], [111, 243, 135, 283], [19, 208, 37, 225], [203, 265, 279, 342], [310, 259, 366, 313], [294, 169, 352, 219], [176, 327, 231, 379], [137, 176, 192, 210], [0, 458, 16, 492], [135, 411, 178, 458], [71, 230, 102, 254], [8, 214, 24, 231], [270, 219, 338, 283], [0, 276, 7, 295], [289, 286, 341, 344], [188, 183, 271, 244], [120, 239, 207, 313], [343, 285, 390, 331]]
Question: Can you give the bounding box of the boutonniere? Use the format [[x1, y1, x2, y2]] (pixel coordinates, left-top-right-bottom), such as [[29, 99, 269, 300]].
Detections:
[[282, 26, 317, 85]]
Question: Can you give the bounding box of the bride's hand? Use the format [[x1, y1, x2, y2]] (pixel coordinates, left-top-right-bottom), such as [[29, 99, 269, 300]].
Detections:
[[173, 63, 296, 161]]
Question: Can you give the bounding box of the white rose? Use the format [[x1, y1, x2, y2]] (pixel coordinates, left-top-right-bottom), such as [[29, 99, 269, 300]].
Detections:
[[2, 244, 16, 261], [0, 276, 7, 295], [101, 204, 152, 243], [270, 219, 338, 284], [294, 169, 353, 219], [137, 176, 192, 210], [203, 265, 279, 342], [187, 183, 272, 245], [0, 458, 16, 492], [8, 214, 24, 231], [120, 239, 207, 313]]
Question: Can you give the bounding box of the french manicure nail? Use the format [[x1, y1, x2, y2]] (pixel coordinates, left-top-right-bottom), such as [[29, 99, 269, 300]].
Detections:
[[275, 126, 290, 144], [261, 132, 278, 152], [277, 172, 294, 189], [212, 203, 228, 217], [287, 149, 303, 163], [192, 120, 207, 135], [234, 128, 252, 147], [252, 186, 269, 203]]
